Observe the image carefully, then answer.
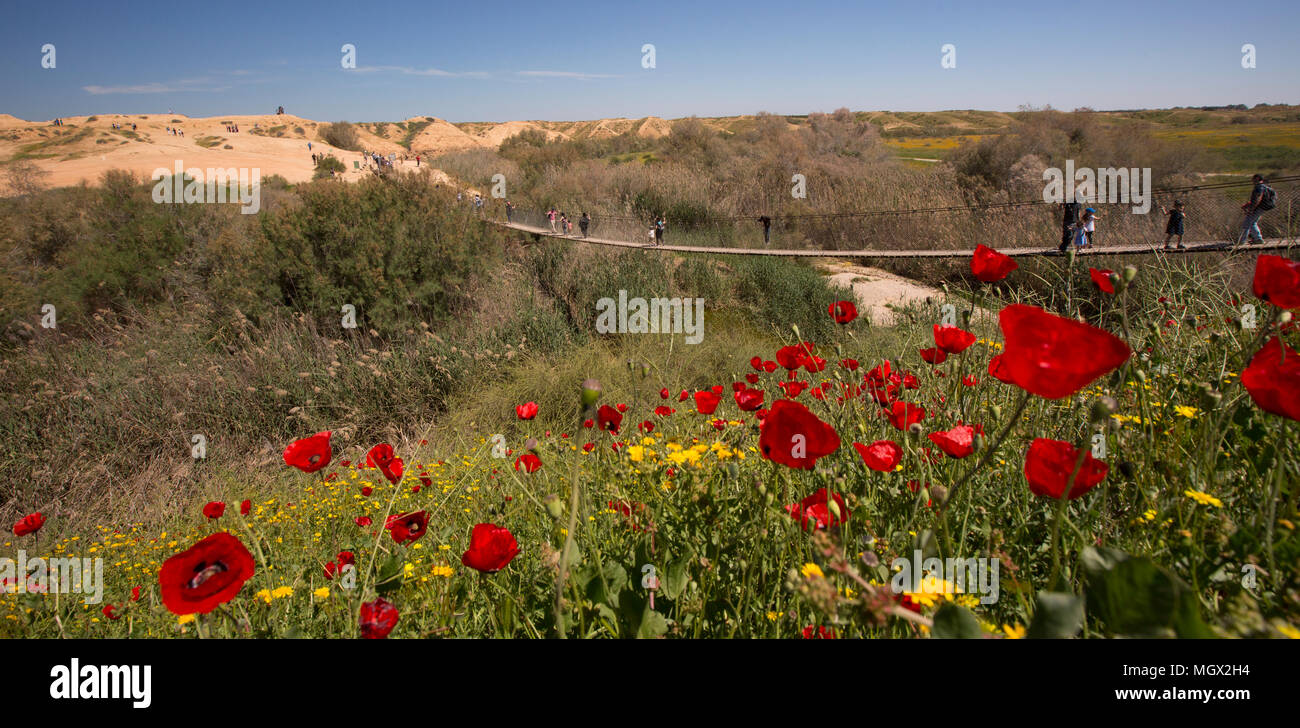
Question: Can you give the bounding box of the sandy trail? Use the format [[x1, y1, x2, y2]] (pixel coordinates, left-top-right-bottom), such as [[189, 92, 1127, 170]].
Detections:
[[818, 261, 991, 327]]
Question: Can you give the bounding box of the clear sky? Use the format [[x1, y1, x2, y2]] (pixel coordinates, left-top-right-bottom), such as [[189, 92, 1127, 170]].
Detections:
[[3, 0, 1297, 122]]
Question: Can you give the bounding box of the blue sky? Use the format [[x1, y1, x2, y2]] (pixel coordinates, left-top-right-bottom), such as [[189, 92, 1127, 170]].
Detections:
[[3, 0, 1297, 122]]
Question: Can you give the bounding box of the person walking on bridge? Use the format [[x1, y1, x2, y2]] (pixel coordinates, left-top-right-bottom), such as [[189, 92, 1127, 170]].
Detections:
[[1237, 173, 1276, 245], [505, 200, 514, 223], [579, 212, 590, 238], [654, 215, 666, 246], [547, 208, 557, 232], [1058, 201, 1081, 253], [758, 215, 772, 246]]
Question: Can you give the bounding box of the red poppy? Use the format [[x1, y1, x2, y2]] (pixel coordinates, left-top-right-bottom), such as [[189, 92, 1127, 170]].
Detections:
[[962, 375, 978, 387], [158, 532, 256, 615], [854, 440, 902, 472], [762, 360, 778, 373], [1024, 438, 1108, 500], [840, 358, 859, 371], [1252, 255, 1300, 308], [785, 488, 851, 530], [659, 388, 670, 399], [461, 523, 520, 573], [802, 625, 837, 639], [239, 499, 251, 516], [385, 510, 429, 544], [749, 356, 763, 370], [694, 390, 722, 414], [919, 347, 948, 364], [709, 418, 727, 431], [616, 403, 629, 412], [678, 389, 690, 401], [366, 443, 404, 485], [283, 431, 332, 473], [514, 453, 543, 473], [745, 372, 761, 384], [638, 420, 655, 434], [12, 512, 44, 537], [337, 551, 355, 566], [202, 502, 225, 520], [1089, 268, 1116, 294], [996, 304, 1130, 399], [355, 516, 373, 527], [734, 388, 765, 411], [933, 325, 976, 354], [927, 424, 978, 459], [803, 355, 828, 373], [359, 598, 399, 639], [779, 380, 808, 398], [884, 401, 926, 430], [758, 399, 841, 470], [1242, 336, 1300, 421], [102, 604, 121, 621], [131, 586, 142, 602], [654, 405, 676, 416], [828, 301, 858, 324], [596, 404, 623, 433], [776, 344, 811, 371], [515, 401, 539, 420], [582, 442, 595, 452], [971, 244, 1018, 282]]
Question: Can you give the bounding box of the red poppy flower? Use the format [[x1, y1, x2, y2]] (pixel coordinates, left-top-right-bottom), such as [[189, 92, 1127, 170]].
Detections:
[[854, 440, 902, 471], [971, 244, 1018, 282], [884, 401, 926, 430], [130, 586, 142, 602], [355, 516, 373, 527], [514, 453, 543, 473], [638, 420, 655, 434], [762, 360, 778, 373], [919, 347, 948, 364], [1252, 255, 1300, 308], [582, 442, 595, 452], [803, 355, 828, 373], [359, 598, 399, 639], [678, 389, 690, 401], [749, 356, 763, 370], [654, 405, 676, 416], [1023, 438, 1108, 500], [202, 502, 225, 520], [745, 372, 761, 384], [785, 487, 851, 530], [933, 325, 976, 354], [515, 401, 539, 420], [385, 510, 429, 544], [12, 512, 44, 537], [779, 380, 808, 398], [709, 418, 726, 431], [596, 404, 623, 433], [802, 625, 837, 639], [758, 399, 841, 470], [693, 390, 721, 414], [962, 375, 978, 387], [1242, 336, 1300, 421], [840, 358, 859, 371], [1089, 268, 1116, 294], [366, 443, 404, 485], [828, 301, 858, 324], [776, 344, 812, 371], [461, 523, 520, 573], [102, 604, 121, 621], [996, 304, 1130, 399], [866, 380, 899, 406], [927, 424, 978, 459], [734, 388, 765, 411], [283, 431, 332, 473], [616, 403, 629, 412], [158, 532, 256, 615], [337, 551, 355, 567], [659, 388, 670, 399], [239, 499, 251, 516]]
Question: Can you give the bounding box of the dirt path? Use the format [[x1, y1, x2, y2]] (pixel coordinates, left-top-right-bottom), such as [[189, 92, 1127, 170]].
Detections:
[[817, 261, 992, 327]]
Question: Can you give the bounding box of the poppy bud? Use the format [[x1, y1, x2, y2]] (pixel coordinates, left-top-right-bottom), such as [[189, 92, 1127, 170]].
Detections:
[[929, 484, 949, 505], [908, 422, 923, 436], [1108, 272, 1121, 289], [1122, 265, 1137, 282], [991, 404, 1003, 420], [791, 324, 801, 338], [639, 363, 649, 379], [827, 500, 842, 522], [525, 437, 538, 452], [580, 378, 602, 407], [973, 432, 986, 452], [1135, 369, 1147, 383], [543, 494, 564, 520]]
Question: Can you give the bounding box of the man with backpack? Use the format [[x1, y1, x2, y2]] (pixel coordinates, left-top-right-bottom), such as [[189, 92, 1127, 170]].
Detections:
[[1238, 174, 1276, 245]]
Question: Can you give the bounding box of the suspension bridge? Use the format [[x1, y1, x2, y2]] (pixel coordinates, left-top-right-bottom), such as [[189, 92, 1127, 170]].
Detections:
[[485, 175, 1299, 259]]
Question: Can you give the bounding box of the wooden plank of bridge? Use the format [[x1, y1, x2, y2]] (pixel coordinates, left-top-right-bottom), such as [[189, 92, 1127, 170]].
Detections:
[[488, 220, 1295, 258]]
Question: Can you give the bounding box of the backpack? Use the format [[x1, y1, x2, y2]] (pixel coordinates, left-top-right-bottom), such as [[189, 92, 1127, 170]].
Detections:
[[1258, 185, 1277, 211]]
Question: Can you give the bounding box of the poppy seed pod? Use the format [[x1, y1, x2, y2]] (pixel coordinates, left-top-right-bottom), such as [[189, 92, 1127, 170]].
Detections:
[[907, 422, 923, 436], [929, 484, 949, 505]]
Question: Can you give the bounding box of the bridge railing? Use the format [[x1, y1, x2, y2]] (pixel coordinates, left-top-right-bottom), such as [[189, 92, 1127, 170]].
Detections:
[[491, 176, 1298, 252]]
